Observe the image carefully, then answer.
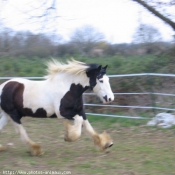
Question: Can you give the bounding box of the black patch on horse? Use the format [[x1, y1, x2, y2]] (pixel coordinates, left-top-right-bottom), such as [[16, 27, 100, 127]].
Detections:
[[97, 65, 108, 79], [0, 81, 55, 124], [86, 64, 101, 89], [22, 108, 47, 118], [49, 113, 57, 118], [60, 83, 88, 120]]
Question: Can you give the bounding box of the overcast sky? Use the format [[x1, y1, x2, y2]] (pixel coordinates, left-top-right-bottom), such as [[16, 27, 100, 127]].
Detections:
[[0, 0, 174, 43]]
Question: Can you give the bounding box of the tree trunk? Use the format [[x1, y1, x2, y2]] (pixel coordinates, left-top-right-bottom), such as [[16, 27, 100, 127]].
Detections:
[[132, 0, 175, 31]]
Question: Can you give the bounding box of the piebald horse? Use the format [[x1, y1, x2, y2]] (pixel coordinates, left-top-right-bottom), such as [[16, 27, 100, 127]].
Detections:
[[0, 59, 114, 156]]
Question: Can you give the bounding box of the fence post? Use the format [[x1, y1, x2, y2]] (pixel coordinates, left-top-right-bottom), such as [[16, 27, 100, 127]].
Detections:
[[147, 75, 156, 116]]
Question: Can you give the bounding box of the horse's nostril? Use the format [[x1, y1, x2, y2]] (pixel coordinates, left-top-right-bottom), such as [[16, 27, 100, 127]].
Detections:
[[108, 143, 113, 148], [109, 98, 111, 102], [103, 95, 108, 102]]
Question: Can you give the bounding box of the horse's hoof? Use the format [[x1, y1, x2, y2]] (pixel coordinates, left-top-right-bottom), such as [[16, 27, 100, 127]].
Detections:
[[64, 135, 76, 142], [0, 144, 6, 151], [93, 131, 113, 151], [30, 143, 44, 156], [64, 137, 71, 142]]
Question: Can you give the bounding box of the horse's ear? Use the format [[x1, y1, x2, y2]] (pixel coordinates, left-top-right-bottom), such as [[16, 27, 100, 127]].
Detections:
[[103, 65, 108, 70], [97, 65, 102, 72]]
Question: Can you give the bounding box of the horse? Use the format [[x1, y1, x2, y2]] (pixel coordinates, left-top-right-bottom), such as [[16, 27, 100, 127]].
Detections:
[[0, 59, 114, 156]]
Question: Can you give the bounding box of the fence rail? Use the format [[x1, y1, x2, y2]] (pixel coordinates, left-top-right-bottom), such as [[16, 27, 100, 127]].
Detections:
[[85, 104, 175, 111], [109, 73, 175, 78], [84, 92, 175, 97], [0, 73, 175, 119], [1, 73, 175, 80]]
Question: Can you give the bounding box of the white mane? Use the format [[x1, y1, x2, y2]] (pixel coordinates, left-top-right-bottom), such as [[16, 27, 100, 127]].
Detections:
[[45, 59, 89, 79]]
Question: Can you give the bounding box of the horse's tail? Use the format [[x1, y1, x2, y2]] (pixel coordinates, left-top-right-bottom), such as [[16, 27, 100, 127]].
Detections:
[[0, 82, 4, 116]]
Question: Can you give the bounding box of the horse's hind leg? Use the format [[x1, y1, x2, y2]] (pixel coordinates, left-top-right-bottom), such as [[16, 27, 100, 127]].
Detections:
[[0, 113, 8, 131], [0, 113, 9, 151], [64, 115, 83, 142], [13, 122, 43, 156]]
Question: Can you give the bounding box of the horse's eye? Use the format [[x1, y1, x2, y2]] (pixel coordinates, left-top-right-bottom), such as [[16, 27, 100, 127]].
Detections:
[[99, 80, 103, 83]]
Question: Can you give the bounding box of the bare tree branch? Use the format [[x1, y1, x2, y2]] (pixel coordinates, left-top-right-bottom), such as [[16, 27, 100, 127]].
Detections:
[[132, 0, 175, 31]]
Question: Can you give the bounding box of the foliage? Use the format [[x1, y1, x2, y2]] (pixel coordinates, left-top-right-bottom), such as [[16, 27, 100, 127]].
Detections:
[[0, 52, 175, 77], [133, 24, 162, 43], [0, 28, 173, 58], [70, 25, 104, 55]]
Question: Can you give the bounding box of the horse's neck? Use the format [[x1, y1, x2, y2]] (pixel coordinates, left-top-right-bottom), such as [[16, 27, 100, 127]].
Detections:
[[49, 73, 89, 91], [70, 74, 89, 88]]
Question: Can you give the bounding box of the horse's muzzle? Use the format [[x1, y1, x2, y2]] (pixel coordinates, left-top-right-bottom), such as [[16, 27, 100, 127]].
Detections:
[[103, 95, 114, 104]]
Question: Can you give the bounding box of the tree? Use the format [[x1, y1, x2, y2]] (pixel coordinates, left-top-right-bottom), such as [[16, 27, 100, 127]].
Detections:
[[132, 0, 175, 31], [0, 28, 14, 56], [70, 25, 104, 55], [132, 24, 162, 43], [0, 0, 59, 34]]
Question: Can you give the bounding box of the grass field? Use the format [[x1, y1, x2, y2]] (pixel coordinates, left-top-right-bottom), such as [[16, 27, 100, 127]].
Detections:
[[0, 116, 175, 175], [0, 54, 172, 78]]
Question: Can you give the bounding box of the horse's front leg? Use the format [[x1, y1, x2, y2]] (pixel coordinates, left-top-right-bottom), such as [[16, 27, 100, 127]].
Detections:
[[83, 119, 113, 151], [64, 115, 83, 142]]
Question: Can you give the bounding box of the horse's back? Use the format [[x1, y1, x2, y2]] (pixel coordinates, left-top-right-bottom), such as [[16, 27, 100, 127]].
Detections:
[[0, 78, 56, 119], [0, 78, 31, 90]]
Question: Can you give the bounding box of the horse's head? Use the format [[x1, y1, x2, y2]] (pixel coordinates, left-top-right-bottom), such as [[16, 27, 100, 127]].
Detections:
[[86, 64, 114, 104]]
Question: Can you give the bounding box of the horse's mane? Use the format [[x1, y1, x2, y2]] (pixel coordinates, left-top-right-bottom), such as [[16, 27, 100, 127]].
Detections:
[[45, 59, 89, 78]]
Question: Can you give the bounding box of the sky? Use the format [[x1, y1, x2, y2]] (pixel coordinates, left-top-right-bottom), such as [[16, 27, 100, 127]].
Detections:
[[0, 0, 174, 43]]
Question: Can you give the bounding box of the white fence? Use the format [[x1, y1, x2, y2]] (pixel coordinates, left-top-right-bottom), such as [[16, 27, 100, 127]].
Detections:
[[1, 73, 175, 120], [84, 73, 175, 119]]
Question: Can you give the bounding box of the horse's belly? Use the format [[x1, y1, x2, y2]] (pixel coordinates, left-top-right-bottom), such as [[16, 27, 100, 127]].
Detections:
[[22, 103, 55, 118]]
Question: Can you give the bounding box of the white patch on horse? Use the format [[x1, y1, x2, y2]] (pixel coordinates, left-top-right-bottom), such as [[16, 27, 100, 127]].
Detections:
[[93, 75, 114, 103]]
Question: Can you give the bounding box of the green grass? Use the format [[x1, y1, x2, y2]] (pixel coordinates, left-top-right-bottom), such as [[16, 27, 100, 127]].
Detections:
[[0, 116, 175, 175], [87, 115, 147, 128], [0, 54, 174, 78]]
